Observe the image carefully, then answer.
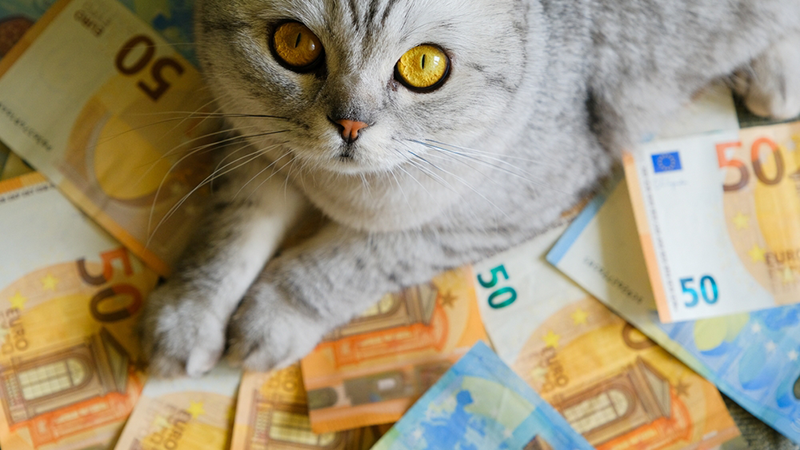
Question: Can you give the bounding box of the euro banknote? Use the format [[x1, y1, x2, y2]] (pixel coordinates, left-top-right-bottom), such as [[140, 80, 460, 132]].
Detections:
[[0, 0, 219, 276], [114, 364, 241, 450], [372, 341, 593, 450], [549, 178, 800, 444], [623, 90, 800, 322], [0, 172, 158, 449], [300, 267, 490, 433], [0, 0, 196, 63], [474, 226, 740, 450], [231, 365, 389, 449]]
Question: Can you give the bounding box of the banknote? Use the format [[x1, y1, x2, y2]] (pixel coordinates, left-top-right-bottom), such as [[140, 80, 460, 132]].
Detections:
[[0, 0, 219, 276], [231, 365, 389, 449], [549, 178, 800, 444], [474, 226, 740, 449], [372, 341, 593, 450], [0, 172, 158, 449], [114, 364, 241, 450], [0, 0, 196, 63], [300, 267, 490, 433], [619, 80, 800, 322]]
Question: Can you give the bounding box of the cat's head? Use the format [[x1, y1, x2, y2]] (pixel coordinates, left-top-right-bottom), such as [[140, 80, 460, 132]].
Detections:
[[195, 0, 537, 175]]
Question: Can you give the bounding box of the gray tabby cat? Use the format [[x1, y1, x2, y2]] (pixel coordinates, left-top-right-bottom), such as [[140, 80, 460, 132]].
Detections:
[[139, 0, 800, 377]]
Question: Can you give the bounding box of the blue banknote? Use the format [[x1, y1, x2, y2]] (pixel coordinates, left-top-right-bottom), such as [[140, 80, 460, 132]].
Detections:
[[0, 0, 196, 63], [372, 342, 593, 450], [548, 179, 800, 444]]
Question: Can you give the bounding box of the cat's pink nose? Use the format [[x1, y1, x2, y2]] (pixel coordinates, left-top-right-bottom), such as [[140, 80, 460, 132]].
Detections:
[[335, 119, 369, 143]]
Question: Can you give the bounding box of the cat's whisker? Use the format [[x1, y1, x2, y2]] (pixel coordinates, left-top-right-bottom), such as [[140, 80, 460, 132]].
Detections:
[[402, 145, 511, 220], [147, 143, 281, 244], [147, 129, 291, 231], [234, 147, 293, 199], [413, 140, 569, 195], [416, 141, 533, 183], [244, 152, 298, 203], [389, 147, 434, 198]]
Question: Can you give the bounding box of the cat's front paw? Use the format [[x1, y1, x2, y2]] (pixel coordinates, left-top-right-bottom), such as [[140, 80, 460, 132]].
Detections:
[[139, 283, 228, 377], [226, 280, 328, 371]]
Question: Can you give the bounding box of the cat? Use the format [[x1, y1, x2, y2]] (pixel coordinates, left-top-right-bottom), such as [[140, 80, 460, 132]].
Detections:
[[139, 0, 800, 377]]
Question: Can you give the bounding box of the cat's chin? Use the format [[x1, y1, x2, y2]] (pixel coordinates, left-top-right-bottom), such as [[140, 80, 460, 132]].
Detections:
[[321, 158, 393, 175]]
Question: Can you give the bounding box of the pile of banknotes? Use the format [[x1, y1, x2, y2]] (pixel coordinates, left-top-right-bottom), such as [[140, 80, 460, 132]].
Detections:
[[0, 0, 799, 448]]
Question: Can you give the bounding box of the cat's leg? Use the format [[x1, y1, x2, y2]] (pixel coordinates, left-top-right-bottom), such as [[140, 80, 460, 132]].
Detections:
[[225, 222, 502, 370], [139, 167, 309, 377], [732, 32, 800, 120]]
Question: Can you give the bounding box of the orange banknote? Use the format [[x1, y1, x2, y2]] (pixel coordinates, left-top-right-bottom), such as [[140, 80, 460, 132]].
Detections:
[[114, 365, 242, 450], [0, 0, 219, 276], [231, 366, 388, 449], [0, 173, 158, 449], [476, 226, 740, 450], [301, 267, 489, 434]]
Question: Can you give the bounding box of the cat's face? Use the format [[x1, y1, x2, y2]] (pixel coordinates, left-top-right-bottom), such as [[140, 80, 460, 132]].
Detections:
[[196, 0, 531, 175]]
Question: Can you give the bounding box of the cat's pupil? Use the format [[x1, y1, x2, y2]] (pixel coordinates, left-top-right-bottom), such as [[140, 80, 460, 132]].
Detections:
[[421, 54, 426, 70], [294, 33, 302, 48]]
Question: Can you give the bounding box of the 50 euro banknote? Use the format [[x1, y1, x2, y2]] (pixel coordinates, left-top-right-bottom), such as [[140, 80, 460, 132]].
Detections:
[[624, 117, 800, 322], [549, 178, 800, 444], [0, 0, 219, 276], [474, 226, 740, 450], [114, 364, 241, 450], [300, 267, 489, 434], [373, 342, 593, 450], [0, 173, 158, 449], [231, 365, 389, 450]]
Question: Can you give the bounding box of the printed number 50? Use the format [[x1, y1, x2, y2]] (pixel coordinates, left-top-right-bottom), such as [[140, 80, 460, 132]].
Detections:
[[680, 275, 719, 308], [477, 265, 518, 309]]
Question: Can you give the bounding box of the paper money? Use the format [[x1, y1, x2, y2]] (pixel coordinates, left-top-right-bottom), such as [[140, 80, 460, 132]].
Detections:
[[300, 267, 490, 433], [0, 0, 196, 63], [0, 172, 158, 449], [549, 178, 800, 444], [372, 341, 593, 450], [0, 0, 219, 276], [231, 365, 388, 449], [114, 364, 241, 450], [623, 86, 800, 321], [475, 226, 740, 449]]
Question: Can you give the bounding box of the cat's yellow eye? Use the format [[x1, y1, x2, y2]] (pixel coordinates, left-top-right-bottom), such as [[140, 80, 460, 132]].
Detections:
[[395, 45, 450, 92], [272, 22, 323, 70]]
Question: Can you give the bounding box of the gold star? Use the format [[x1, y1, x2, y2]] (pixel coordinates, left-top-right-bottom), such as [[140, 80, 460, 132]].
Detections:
[[41, 274, 58, 291], [674, 378, 691, 398], [439, 291, 457, 308], [186, 401, 205, 419], [748, 245, 766, 263], [9, 292, 27, 311], [732, 212, 750, 230], [783, 267, 795, 284], [543, 331, 561, 348], [571, 308, 589, 325]]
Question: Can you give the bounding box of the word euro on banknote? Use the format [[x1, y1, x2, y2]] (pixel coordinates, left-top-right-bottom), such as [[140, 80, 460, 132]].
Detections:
[[622, 85, 800, 321], [474, 226, 740, 450], [0, 173, 158, 450], [372, 342, 593, 450], [231, 365, 388, 450], [114, 364, 241, 450], [301, 267, 489, 434], [0, 0, 219, 276], [0, 0, 196, 63], [548, 178, 800, 444]]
